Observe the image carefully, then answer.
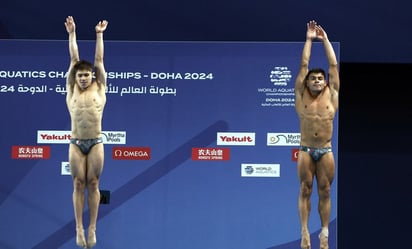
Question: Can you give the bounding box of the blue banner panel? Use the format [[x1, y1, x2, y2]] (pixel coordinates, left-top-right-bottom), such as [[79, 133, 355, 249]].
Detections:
[[0, 40, 339, 249]]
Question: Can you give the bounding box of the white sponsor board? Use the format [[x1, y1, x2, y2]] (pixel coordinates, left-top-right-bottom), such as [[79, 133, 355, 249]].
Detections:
[[241, 163, 280, 177]]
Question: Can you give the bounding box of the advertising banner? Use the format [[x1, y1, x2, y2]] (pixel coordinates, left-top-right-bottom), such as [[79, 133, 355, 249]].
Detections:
[[0, 40, 339, 249]]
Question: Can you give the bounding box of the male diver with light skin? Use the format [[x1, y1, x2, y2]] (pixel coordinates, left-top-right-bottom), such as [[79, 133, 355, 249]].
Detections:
[[295, 20, 339, 249], [65, 15, 108, 248]]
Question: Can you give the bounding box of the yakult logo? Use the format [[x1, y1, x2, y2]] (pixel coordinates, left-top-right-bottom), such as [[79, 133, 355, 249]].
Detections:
[[217, 132, 255, 146], [37, 130, 71, 144]]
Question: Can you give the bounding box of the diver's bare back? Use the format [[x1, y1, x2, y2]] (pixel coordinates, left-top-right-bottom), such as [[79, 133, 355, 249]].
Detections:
[[68, 82, 106, 139], [296, 86, 336, 148]]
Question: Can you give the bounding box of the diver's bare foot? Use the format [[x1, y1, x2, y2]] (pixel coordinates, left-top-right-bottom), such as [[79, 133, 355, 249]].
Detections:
[[87, 227, 97, 248], [301, 230, 311, 249], [319, 232, 329, 249], [76, 228, 87, 248]]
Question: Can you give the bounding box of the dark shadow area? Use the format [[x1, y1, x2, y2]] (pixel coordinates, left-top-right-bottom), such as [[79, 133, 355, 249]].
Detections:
[[338, 62, 412, 248]]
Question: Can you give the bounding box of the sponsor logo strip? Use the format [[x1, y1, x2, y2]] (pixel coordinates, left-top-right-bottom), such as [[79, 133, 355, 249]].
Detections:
[[292, 148, 300, 162], [11, 145, 50, 159], [61, 162, 71, 175], [37, 130, 126, 144], [37, 130, 71, 144], [241, 163, 280, 177], [267, 132, 300, 146], [191, 148, 230, 161], [101, 131, 127, 144], [112, 147, 151, 160], [217, 132, 255, 146]]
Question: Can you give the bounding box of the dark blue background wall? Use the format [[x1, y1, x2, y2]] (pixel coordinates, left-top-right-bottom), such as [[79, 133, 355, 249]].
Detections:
[[2, 0, 411, 248], [2, 0, 412, 63]]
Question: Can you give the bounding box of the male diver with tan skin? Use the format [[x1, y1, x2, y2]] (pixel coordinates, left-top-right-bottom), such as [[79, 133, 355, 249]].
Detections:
[[295, 20, 339, 249], [65, 16, 108, 248]]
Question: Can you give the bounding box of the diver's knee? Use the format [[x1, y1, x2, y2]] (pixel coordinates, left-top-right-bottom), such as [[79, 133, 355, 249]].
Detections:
[[318, 185, 331, 199], [300, 182, 313, 197], [87, 177, 100, 191], [73, 177, 86, 191]]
